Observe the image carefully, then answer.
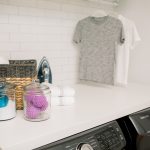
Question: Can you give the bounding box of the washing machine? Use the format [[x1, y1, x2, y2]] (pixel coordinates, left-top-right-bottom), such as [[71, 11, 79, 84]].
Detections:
[[117, 107, 150, 150], [34, 121, 126, 150]]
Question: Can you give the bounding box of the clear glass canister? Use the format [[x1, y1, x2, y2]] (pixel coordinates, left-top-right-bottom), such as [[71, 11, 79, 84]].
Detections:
[[23, 81, 51, 121], [0, 82, 16, 120]]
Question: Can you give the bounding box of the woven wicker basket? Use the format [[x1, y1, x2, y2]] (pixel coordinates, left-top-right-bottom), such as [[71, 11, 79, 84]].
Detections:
[[6, 78, 35, 110], [0, 59, 37, 110], [0, 60, 37, 78]]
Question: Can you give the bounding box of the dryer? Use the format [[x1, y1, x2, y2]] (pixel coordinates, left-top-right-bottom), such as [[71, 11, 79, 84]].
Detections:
[[35, 121, 126, 150]]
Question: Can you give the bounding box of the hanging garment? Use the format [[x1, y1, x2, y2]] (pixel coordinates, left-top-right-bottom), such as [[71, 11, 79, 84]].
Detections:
[[73, 16, 125, 85], [115, 15, 141, 86]]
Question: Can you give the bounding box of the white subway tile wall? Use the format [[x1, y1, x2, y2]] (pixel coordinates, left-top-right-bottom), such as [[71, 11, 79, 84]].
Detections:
[[0, 0, 113, 85]]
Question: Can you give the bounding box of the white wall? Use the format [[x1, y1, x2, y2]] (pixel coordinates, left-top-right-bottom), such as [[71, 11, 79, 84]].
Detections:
[[0, 0, 113, 85], [116, 0, 150, 84], [1, 0, 149, 86]]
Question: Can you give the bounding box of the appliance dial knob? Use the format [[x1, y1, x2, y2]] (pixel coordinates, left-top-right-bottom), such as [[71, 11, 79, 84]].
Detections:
[[76, 143, 94, 150]]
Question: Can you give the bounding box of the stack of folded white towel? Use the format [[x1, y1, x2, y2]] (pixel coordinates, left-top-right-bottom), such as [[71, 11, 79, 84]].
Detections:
[[50, 85, 75, 106], [41, 83, 75, 106]]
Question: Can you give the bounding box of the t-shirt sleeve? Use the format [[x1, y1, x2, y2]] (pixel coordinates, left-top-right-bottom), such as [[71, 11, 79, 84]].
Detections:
[[73, 21, 82, 44], [130, 23, 141, 50], [118, 22, 125, 44]]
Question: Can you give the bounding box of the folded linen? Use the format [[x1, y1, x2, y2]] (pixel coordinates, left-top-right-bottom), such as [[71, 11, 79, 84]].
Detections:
[[51, 97, 75, 106], [59, 86, 75, 97], [41, 83, 75, 97]]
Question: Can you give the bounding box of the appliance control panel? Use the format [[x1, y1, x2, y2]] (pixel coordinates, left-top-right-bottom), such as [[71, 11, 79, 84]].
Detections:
[[35, 121, 126, 150]]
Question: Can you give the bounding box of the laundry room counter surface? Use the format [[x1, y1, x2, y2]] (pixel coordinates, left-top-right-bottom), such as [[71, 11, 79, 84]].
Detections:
[[0, 83, 150, 150]]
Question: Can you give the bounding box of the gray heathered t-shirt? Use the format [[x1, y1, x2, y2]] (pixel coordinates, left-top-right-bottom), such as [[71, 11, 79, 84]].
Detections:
[[73, 16, 125, 85]]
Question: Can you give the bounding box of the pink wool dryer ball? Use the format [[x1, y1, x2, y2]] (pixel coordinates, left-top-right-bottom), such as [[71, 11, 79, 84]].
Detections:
[[24, 90, 36, 102], [26, 105, 41, 119], [39, 100, 48, 111], [24, 94, 34, 102], [26, 100, 32, 108], [32, 95, 48, 109]]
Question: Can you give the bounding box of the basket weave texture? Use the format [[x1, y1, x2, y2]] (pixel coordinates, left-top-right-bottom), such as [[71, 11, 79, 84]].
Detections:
[[0, 60, 37, 110], [0, 60, 37, 78], [6, 78, 34, 110]]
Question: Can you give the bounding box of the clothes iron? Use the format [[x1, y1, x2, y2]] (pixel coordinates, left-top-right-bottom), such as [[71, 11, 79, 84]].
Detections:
[[37, 57, 52, 83]]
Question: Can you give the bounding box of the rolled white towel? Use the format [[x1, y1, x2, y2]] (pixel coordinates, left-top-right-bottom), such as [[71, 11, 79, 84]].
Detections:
[[51, 97, 75, 106], [59, 86, 75, 97], [41, 83, 75, 97]]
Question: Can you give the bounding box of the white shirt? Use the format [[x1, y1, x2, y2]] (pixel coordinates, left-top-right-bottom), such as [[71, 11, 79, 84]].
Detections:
[[115, 15, 141, 86]]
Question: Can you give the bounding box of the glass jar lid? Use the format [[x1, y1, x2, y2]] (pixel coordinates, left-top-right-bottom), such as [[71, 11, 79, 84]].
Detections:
[[24, 80, 50, 95]]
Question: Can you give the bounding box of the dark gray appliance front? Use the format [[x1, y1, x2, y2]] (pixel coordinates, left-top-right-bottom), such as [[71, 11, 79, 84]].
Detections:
[[34, 121, 126, 150]]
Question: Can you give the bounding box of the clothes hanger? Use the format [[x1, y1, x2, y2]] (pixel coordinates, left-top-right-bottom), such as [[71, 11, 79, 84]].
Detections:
[[91, 9, 108, 18]]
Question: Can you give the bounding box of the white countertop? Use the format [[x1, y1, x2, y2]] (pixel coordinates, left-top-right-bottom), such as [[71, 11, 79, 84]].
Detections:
[[1, 83, 150, 150]]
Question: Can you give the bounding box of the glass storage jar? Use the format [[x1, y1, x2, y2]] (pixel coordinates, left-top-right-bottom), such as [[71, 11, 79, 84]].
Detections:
[[0, 82, 16, 120], [23, 81, 51, 121]]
